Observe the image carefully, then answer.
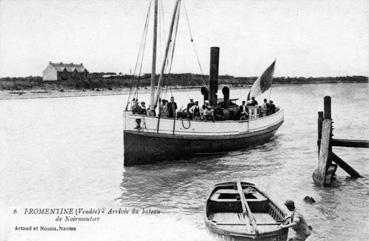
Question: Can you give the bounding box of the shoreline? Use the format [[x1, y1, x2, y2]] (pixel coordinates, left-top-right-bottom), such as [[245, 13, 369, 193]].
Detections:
[[0, 82, 366, 100], [0, 85, 203, 100]]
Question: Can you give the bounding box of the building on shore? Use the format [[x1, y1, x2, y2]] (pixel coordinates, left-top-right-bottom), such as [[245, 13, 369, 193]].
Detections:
[[42, 62, 89, 81]]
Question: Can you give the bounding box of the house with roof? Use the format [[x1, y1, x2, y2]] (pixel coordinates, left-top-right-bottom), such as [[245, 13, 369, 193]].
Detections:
[[42, 62, 89, 81]]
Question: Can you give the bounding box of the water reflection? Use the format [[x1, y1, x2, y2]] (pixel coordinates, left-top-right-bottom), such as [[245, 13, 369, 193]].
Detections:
[[118, 136, 285, 215]]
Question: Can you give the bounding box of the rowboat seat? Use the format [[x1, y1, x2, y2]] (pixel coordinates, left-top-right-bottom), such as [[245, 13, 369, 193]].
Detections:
[[210, 188, 267, 202]]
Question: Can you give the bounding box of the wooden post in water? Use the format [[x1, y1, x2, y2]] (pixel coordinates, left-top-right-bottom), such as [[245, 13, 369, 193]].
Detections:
[[313, 96, 368, 187], [317, 111, 323, 153]]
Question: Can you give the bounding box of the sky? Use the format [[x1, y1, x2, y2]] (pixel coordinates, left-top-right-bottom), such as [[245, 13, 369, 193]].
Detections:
[[0, 0, 368, 77]]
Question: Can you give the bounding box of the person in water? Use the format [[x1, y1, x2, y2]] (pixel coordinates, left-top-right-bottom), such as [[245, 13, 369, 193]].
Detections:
[[280, 200, 312, 241]]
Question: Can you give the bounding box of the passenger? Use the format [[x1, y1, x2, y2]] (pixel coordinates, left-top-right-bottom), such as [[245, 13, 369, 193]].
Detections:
[[132, 99, 141, 114], [147, 105, 155, 116], [129, 98, 136, 110], [204, 106, 214, 121], [139, 101, 147, 115], [167, 96, 177, 118], [239, 100, 248, 120], [261, 99, 269, 116], [189, 101, 201, 120], [250, 97, 258, 106], [200, 104, 207, 120], [159, 99, 168, 117], [280, 200, 312, 241], [187, 98, 195, 111], [201, 101, 210, 120], [177, 106, 189, 119], [269, 100, 276, 114]]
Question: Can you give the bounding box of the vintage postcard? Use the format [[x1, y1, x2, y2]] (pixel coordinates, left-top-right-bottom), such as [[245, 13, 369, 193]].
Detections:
[[0, 0, 368, 241]]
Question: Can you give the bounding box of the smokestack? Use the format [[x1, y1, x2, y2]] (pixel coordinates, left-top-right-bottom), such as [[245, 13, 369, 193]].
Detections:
[[208, 47, 219, 107]]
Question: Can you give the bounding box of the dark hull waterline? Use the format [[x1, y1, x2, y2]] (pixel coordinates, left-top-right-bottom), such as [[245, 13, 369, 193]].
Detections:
[[123, 120, 283, 166]]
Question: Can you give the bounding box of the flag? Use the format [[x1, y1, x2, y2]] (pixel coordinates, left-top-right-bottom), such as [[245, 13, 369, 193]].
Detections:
[[247, 60, 276, 100]]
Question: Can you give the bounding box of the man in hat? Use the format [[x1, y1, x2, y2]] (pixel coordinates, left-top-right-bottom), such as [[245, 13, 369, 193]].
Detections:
[[280, 200, 312, 241], [269, 100, 276, 114], [139, 101, 147, 115], [167, 96, 177, 118], [189, 101, 201, 120], [187, 98, 195, 111]]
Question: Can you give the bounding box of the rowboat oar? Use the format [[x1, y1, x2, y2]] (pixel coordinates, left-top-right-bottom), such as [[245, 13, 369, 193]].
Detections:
[[236, 181, 259, 235]]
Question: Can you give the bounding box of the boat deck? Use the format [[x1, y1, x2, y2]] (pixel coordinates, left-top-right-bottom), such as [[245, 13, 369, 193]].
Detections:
[[210, 212, 280, 233]]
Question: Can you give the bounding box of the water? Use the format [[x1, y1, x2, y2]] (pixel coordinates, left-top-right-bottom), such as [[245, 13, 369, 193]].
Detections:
[[0, 83, 368, 241]]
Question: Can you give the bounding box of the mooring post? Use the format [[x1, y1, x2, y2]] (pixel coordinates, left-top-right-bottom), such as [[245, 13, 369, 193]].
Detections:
[[317, 111, 323, 153], [314, 96, 365, 187], [323, 96, 331, 119], [324, 96, 332, 167]]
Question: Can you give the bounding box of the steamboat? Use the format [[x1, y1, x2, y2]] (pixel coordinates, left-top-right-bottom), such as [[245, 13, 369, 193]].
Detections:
[[123, 0, 284, 166]]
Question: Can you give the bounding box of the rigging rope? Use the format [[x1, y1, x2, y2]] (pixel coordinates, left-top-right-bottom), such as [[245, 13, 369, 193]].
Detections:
[[161, 0, 181, 100], [156, 0, 181, 102], [126, 0, 152, 109], [183, 1, 207, 86], [165, 0, 181, 98], [158, 0, 166, 66]]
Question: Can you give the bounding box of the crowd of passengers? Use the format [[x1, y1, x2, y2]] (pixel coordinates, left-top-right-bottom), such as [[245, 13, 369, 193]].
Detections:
[[130, 96, 277, 121]]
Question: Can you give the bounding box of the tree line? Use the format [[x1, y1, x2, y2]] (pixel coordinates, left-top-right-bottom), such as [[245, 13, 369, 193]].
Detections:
[[0, 73, 367, 90]]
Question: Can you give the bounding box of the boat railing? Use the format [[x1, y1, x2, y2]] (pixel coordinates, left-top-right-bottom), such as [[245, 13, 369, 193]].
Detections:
[[124, 107, 283, 124]]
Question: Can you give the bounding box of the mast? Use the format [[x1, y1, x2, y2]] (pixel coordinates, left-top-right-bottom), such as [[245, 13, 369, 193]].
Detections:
[[149, 0, 158, 114], [154, 0, 181, 107]]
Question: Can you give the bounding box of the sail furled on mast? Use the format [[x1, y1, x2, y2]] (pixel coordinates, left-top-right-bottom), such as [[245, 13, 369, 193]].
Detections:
[[153, 0, 182, 107], [247, 60, 276, 100], [149, 0, 159, 112]]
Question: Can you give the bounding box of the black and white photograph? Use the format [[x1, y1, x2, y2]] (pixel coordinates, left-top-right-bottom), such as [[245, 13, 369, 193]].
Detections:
[[0, 0, 368, 240]]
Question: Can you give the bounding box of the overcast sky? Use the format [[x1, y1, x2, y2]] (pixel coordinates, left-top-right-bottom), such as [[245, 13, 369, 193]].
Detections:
[[0, 0, 368, 77]]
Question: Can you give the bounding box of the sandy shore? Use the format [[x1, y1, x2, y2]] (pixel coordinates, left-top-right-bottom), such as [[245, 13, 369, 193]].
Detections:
[[0, 86, 204, 100]]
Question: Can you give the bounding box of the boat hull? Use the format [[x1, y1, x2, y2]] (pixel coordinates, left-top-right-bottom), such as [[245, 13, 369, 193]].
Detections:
[[204, 219, 288, 241], [123, 118, 283, 166]]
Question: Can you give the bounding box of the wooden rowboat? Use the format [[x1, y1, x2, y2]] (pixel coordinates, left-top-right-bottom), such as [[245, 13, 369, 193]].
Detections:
[[204, 181, 288, 241]]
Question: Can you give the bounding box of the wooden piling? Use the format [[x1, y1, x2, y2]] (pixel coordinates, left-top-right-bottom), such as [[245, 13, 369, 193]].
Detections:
[[313, 96, 367, 187], [313, 119, 333, 186], [317, 111, 323, 153], [323, 96, 331, 119]]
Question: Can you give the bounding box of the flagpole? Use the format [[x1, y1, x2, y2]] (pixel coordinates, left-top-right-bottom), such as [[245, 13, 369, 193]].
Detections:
[[268, 59, 276, 101], [268, 87, 272, 101]]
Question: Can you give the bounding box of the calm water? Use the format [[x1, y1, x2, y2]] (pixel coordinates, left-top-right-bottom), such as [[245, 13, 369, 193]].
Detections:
[[0, 83, 368, 241]]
